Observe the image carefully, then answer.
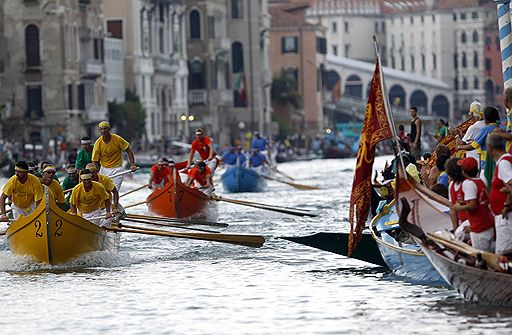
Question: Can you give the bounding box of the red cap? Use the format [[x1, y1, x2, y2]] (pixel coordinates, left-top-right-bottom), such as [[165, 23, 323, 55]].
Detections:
[[457, 157, 478, 171]]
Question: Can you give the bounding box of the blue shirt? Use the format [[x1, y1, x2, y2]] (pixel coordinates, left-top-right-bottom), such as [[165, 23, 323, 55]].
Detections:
[[252, 137, 267, 151], [249, 153, 266, 167], [223, 152, 237, 165], [437, 171, 448, 186], [237, 153, 247, 166]]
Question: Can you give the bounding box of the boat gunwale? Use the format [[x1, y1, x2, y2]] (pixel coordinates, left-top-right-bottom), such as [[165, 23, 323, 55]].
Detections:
[[369, 199, 425, 257]]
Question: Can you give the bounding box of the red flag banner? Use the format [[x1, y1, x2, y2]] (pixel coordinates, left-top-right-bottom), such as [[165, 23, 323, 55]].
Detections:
[[348, 61, 393, 256]]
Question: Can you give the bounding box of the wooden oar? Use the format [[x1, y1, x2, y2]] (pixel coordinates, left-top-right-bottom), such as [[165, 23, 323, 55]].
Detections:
[[262, 175, 321, 190], [271, 167, 295, 180], [125, 213, 229, 227], [121, 217, 219, 233], [124, 199, 148, 210], [398, 198, 501, 271], [426, 233, 501, 271], [211, 195, 317, 217], [105, 225, 265, 248], [120, 183, 149, 198]]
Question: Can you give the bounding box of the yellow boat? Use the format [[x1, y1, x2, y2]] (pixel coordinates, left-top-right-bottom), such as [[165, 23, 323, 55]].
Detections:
[[6, 186, 116, 264]]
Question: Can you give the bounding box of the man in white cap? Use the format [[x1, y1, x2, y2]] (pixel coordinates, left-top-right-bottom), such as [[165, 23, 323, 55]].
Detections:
[[69, 169, 112, 227], [452, 100, 485, 162], [187, 128, 220, 174], [40, 165, 66, 209], [148, 158, 172, 189], [92, 120, 137, 191], [0, 161, 44, 221], [76, 136, 94, 170], [61, 164, 79, 211]]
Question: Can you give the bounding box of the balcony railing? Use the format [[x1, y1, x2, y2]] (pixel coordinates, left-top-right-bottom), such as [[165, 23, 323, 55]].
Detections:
[[80, 59, 103, 78], [188, 89, 208, 105], [154, 55, 180, 73], [213, 37, 230, 52]]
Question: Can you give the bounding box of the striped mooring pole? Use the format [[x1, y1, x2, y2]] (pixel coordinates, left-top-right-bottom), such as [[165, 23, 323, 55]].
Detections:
[[496, 1, 512, 88], [496, 1, 512, 129]]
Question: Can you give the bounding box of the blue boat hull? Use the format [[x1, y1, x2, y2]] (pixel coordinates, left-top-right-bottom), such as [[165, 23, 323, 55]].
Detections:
[[371, 202, 446, 285], [221, 166, 266, 193]]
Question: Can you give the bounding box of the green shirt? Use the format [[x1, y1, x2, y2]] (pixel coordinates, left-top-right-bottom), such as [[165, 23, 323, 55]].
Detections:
[[76, 145, 93, 170], [61, 176, 79, 208]]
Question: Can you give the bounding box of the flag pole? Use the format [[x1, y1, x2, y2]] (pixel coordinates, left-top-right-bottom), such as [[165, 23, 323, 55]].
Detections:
[[372, 36, 407, 176]]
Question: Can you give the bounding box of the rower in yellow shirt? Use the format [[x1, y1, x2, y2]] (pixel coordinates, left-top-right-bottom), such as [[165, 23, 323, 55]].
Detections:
[[91, 121, 137, 191], [69, 169, 112, 227], [0, 161, 44, 221], [85, 162, 120, 214], [40, 165, 66, 210]]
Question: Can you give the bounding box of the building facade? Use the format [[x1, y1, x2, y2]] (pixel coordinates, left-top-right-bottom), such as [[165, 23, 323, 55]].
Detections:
[[103, 0, 188, 146], [0, 0, 107, 152], [185, 0, 272, 147], [269, 2, 326, 135], [306, 0, 500, 121]]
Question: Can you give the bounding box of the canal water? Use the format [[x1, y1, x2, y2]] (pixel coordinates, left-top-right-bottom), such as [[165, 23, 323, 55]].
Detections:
[[0, 156, 511, 334]]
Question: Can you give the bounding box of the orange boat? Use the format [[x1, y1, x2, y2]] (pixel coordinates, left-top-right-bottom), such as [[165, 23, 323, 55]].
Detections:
[[146, 163, 217, 220]]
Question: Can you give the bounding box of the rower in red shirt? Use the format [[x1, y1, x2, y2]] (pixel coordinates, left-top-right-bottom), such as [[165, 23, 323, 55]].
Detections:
[[487, 133, 512, 255], [451, 157, 494, 252], [186, 161, 214, 196], [445, 157, 469, 240], [148, 158, 172, 189], [187, 128, 220, 174]]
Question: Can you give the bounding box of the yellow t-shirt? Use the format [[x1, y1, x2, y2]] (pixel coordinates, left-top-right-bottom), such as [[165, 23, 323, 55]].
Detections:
[[70, 181, 109, 213], [95, 173, 115, 205], [91, 133, 129, 168], [47, 179, 65, 204], [2, 174, 44, 209], [97, 173, 115, 192]]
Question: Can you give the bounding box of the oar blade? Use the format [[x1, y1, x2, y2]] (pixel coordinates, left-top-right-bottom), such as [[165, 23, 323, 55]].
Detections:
[[107, 226, 265, 248], [212, 195, 317, 217], [263, 175, 321, 190]]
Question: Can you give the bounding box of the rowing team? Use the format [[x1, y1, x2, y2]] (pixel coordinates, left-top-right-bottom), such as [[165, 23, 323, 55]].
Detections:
[[0, 161, 126, 227], [148, 158, 216, 196]]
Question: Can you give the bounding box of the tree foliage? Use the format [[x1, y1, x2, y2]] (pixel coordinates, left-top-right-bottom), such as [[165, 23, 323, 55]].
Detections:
[[270, 74, 303, 109], [108, 90, 146, 142]]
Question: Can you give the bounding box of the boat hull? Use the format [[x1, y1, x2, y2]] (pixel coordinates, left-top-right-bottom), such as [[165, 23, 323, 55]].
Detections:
[[221, 166, 266, 193], [422, 243, 512, 305], [147, 171, 217, 220], [6, 187, 113, 264], [371, 201, 446, 285], [396, 163, 512, 304]]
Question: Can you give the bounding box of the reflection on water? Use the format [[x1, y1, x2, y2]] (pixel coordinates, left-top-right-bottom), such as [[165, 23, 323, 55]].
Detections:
[[0, 157, 510, 334]]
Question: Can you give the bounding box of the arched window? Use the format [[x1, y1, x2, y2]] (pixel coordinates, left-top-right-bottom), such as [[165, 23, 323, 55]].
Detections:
[[474, 77, 479, 89], [188, 60, 205, 89], [462, 52, 467, 68], [461, 31, 466, 44], [25, 24, 40, 67], [231, 41, 244, 73], [472, 31, 478, 43], [473, 51, 479, 67], [189, 10, 201, 39]]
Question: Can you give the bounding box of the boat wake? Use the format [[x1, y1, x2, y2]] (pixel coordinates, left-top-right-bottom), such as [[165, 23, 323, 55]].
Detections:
[[0, 250, 135, 272]]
